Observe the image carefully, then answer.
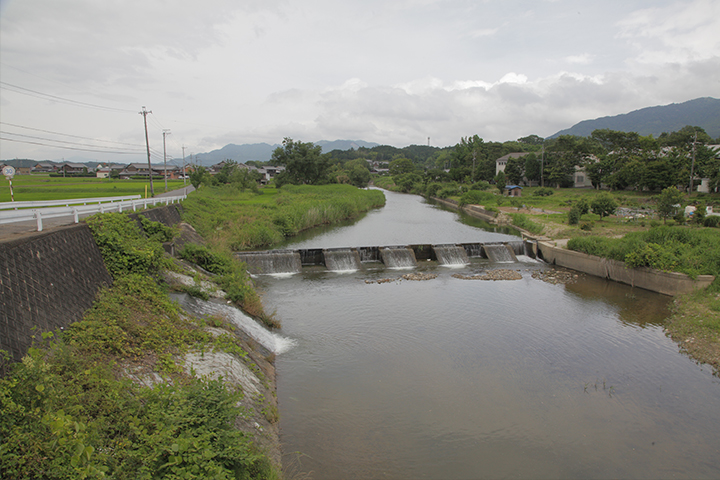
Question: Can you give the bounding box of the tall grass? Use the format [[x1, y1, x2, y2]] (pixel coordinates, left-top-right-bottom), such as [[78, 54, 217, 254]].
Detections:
[[567, 226, 720, 278], [182, 184, 385, 251]]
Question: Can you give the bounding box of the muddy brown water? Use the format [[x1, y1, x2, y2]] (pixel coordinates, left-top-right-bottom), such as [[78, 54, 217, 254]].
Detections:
[[257, 190, 720, 479]]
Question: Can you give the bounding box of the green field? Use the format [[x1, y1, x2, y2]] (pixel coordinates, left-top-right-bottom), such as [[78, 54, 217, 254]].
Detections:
[[0, 175, 188, 202]]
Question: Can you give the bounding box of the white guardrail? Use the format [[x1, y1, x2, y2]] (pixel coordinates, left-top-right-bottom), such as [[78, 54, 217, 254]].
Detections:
[[0, 194, 187, 232]]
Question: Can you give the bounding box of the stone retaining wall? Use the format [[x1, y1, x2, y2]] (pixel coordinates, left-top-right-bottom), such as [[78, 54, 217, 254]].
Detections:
[[0, 204, 183, 363], [0, 224, 113, 362]]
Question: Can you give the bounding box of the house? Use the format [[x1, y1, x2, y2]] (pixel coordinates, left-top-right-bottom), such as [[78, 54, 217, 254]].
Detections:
[[32, 162, 57, 173], [504, 185, 523, 197], [495, 152, 531, 176], [59, 162, 87, 174], [96, 167, 112, 178]]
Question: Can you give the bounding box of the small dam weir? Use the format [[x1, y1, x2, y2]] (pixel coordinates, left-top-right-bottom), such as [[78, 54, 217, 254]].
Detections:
[[235, 250, 302, 275], [432, 244, 470, 266], [323, 248, 362, 272], [235, 240, 533, 274], [380, 246, 418, 269], [482, 243, 518, 263]]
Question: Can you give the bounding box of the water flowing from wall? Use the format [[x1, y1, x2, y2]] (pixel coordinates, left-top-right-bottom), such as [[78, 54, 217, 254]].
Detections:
[[174, 294, 295, 354]]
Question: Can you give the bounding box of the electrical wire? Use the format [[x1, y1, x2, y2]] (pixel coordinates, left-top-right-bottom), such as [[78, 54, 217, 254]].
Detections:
[[0, 121, 147, 148], [0, 136, 148, 154], [0, 130, 146, 153], [0, 82, 138, 114]]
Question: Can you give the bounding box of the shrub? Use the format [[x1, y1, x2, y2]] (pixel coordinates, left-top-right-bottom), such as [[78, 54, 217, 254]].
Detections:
[[470, 181, 491, 191], [568, 205, 581, 225], [86, 212, 166, 278], [459, 190, 494, 207], [533, 187, 554, 197], [510, 213, 544, 235], [425, 182, 443, 198], [704, 216, 720, 228], [436, 186, 458, 199], [580, 222, 593, 231], [591, 192, 618, 219]]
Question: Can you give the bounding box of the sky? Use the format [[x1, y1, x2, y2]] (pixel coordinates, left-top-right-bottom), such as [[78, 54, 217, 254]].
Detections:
[[1, 0, 719, 164]]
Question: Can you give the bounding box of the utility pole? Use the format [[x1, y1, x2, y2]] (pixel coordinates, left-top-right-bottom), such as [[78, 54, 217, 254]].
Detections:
[[139, 106, 154, 196], [182, 145, 187, 186], [689, 131, 697, 194], [163, 129, 171, 192], [541, 142, 545, 187]]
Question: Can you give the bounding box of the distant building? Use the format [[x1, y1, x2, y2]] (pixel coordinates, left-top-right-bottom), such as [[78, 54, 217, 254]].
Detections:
[[504, 185, 523, 197]]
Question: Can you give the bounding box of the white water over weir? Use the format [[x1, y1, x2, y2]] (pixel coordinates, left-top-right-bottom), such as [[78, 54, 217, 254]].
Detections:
[[432, 244, 469, 266], [380, 247, 418, 269], [323, 248, 362, 272], [483, 243, 518, 263], [234, 241, 532, 274]]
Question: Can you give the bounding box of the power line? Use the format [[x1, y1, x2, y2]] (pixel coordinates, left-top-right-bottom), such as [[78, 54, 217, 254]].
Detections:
[[0, 130, 146, 152], [0, 122, 147, 148], [0, 136, 147, 154], [0, 81, 136, 113]]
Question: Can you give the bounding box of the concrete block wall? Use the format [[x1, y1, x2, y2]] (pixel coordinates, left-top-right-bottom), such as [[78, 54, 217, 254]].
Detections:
[[0, 204, 183, 364], [0, 225, 113, 363]]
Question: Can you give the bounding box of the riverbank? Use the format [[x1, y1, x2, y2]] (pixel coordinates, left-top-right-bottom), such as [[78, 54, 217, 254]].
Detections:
[[430, 193, 720, 376]]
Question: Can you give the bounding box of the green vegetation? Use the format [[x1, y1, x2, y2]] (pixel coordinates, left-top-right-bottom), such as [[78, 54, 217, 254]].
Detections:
[[509, 213, 545, 235], [567, 226, 720, 278], [0, 275, 278, 479], [0, 175, 187, 203], [182, 184, 385, 251]]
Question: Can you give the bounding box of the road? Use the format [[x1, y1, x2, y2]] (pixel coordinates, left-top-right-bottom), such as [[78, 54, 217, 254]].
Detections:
[[0, 185, 195, 242]]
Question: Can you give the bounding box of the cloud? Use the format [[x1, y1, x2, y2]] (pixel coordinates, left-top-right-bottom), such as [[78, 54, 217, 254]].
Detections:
[[565, 54, 594, 65]]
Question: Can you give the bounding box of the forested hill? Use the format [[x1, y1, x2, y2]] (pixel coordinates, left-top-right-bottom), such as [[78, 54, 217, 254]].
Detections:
[[550, 97, 720, 139], [194, 140, 379, 165]]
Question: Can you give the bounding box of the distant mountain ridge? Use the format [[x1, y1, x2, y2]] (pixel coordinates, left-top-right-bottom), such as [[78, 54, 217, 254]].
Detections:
[[192, 139, 380, 165], [550, 97, 720, 139]]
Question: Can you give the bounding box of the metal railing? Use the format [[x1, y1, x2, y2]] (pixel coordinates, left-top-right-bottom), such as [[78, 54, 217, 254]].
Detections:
[[0, 195, 142, 210], [0, 194, 187, 232]]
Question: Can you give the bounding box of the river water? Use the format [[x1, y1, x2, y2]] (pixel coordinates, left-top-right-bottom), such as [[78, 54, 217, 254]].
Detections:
[[256, 189, 720, 479]]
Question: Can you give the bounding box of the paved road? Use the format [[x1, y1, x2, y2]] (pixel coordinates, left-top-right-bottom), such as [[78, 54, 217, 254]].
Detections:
[[0, 185, 195, 243]]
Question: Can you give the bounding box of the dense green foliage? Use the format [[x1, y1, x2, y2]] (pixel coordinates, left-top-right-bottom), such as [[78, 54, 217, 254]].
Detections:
[[182, 184, 385, 251], [0, 275, 277, 479], [86, 213, 171, 278], [567, 226, 720, 278], [509, 213, 545, 235]]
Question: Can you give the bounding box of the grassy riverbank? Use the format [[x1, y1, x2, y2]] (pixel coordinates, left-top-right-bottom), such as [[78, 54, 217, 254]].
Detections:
[[182, 183, 386, 251], [1, 213, 281, 479]]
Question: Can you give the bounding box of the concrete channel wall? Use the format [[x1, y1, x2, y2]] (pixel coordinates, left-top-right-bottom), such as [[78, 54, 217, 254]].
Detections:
[[537, 241, 715, 296], [432, 196, 715, 296]]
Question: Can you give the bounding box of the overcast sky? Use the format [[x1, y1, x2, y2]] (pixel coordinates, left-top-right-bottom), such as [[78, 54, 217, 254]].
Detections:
[[1, 0, 719, 163]]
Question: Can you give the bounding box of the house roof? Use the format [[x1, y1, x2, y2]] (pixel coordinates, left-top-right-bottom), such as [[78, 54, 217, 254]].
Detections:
[[495, 152, 531, 163], [504, 185, 523, 190]]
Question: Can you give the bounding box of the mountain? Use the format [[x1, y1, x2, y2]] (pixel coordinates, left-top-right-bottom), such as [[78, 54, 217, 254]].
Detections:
[[316, 139, 380, 153], [194, 143, 279, 165], [192, 140, 381, 166], [549, 97, 720, 139]]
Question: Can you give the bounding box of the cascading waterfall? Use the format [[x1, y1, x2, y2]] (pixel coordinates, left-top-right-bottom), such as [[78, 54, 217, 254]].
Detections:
[[380, 247, 417, 268], [175, 295, 295, 354], [483, 243, 518, 263], [462, 243, 484, 258], [236, 250, 302, 275], [323, 248, 362, 272], [432, 244, 469, 266]]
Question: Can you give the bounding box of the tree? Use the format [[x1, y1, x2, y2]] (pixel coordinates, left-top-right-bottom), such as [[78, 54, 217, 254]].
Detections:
[[517, 134, 544, 145], [504, 157, 524, 185], [591, 192, 618, 220], [389, 157, 415, 176], [494, 171, 506, 193], [656, 186, 683, 223], [271, 137, 329, 185], [189, 166, 209, 188]]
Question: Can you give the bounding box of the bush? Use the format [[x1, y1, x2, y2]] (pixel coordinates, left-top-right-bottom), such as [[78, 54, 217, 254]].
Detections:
[[510, 213, 544, 235], [591, 192, 618, 219], [425, 182, 444, 198], [580, 222, 593, 231], [568, 205, 581, 225], [459, 190, 494, 207], [704, 216, 720, 228], [86, 212, 166, 278], [470, 181, 491, 191], [533, 187, 554, 197], [436, 186, 458, 199]]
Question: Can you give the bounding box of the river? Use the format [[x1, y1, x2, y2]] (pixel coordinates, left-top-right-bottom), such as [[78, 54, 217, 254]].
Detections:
[[255, 189, 720, 479]]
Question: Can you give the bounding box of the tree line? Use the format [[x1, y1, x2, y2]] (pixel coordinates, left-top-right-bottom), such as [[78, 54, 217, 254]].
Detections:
[[192, 126, 719, 193]]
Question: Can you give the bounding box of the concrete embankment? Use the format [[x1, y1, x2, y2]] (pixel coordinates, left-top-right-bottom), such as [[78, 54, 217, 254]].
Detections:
[[432, 197, 715, 296]]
